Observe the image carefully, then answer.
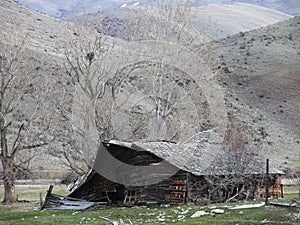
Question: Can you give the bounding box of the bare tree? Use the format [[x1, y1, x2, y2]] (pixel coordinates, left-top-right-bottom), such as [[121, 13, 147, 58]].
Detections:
[[109, 0, 211, 142], [113, 62, 199, 141], [204, 120, 264, 202], [0, 43, 50, 203], [53, 0, 219, 173], [124, 0, 199, 44], [51, 19, 122, 173]]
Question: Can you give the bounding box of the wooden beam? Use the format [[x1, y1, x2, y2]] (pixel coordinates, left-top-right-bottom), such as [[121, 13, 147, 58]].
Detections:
[[41, 185, 53, 210], [265, 159, 269, 205], [185, 172, 189, 204]]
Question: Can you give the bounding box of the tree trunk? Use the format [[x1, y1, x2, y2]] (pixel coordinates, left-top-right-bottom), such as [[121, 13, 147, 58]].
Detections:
[[1, 157, 17, 204]]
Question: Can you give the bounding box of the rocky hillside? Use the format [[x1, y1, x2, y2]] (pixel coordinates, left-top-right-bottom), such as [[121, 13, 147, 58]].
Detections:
[[14, 0, 145, 18], [1, 0, 299, 178], [0, 0, 70, 177], [76, 2, 291, 40], [14, 0, 300, 18], [202, 16, 300, 170], [1, 0, 71, 56]]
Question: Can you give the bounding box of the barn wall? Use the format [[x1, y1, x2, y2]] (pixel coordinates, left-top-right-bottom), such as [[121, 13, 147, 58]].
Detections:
[[136, 171, 188, 204], [188, 174, 282, 205], [69, 170, 281, 205]]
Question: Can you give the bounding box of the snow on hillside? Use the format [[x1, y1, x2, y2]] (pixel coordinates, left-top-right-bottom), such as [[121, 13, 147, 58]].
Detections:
[[14, 0, 144, 18], [14, 0, 299, 18]]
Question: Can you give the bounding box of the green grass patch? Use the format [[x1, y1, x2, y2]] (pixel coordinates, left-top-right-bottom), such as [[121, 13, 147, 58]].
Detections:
[[283, 185, 300, 199], [0, 186, 299, 225], [0, 185, 69, 203], [1, 204, 299, 225], [288, 157, 300, 171]]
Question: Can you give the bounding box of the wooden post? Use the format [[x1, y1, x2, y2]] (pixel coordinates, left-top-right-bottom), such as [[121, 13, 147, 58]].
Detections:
[[280, 184, 284, 198], [184, 173, 189, 204], [41, 185, 53, 210], [265, 159, 269, 205], [39, 192, 43, 209]]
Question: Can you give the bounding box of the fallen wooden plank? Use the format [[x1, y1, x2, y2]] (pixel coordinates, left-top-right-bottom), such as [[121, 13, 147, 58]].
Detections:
[[42, 186, 96, 210], [230, 202, 265, 209], [269, 201, 298, 208], [43, 198, 95, 210]]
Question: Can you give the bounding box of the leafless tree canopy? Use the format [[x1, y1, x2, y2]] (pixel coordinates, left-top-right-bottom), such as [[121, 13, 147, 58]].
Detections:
[[204, 120, 265, 201], [51, 1, 212, 173], [0, 43, 52, 203]]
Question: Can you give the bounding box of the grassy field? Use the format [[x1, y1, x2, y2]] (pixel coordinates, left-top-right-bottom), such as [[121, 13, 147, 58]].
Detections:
[[0, 185, 299, 225], [288, 158, 300, 171]]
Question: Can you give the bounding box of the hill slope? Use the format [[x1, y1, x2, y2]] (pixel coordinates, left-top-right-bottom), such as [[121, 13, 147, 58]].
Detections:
[[190, 2, 292, 39], [14, 0, 300, 18], [14, 0, 144, 18], [1, 0, 70, 55], [1, 0, 299, 177], [226, 0, 300, 16], [79, 2, 292, 41], [202, 16, 300, 170]]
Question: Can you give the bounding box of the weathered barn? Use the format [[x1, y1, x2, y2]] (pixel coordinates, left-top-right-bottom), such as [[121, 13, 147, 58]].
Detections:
[[64, 140, 283, 206], [42, 132, 284, 209]]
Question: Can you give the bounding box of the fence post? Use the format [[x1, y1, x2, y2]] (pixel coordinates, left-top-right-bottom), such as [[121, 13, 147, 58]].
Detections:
[[39, 192, 43, 209], [280, 184, 284, 198], [265, 159, 269, 205]]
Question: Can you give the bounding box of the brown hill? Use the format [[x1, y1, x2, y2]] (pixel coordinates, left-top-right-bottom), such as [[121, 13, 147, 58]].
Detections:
[[74, 2, 292, 40], [0, 0, 299, 178], [202, 16, 300, 170]]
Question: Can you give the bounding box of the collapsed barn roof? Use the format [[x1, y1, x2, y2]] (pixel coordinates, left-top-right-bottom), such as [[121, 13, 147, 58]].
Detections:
[[102, 129, 283, 177], [104, 129, 225, 177], [69, 130, 283, 195], [42, 132, 284, 209], [69, 129, 225, 190]]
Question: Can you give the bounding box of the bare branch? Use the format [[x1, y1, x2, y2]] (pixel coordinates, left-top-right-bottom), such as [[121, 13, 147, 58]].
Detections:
[[13, 142, 48, 155], [11, 124, 24, 157]]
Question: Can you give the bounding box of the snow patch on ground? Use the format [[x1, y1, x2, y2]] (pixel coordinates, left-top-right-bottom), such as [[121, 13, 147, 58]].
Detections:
[[191, 211, 209, 218], [230, 202, 265, 209], [211, 209, 225, 214]]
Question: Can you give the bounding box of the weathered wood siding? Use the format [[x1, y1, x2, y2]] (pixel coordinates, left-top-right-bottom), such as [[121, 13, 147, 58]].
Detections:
[[67, 142, 282, 205]]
